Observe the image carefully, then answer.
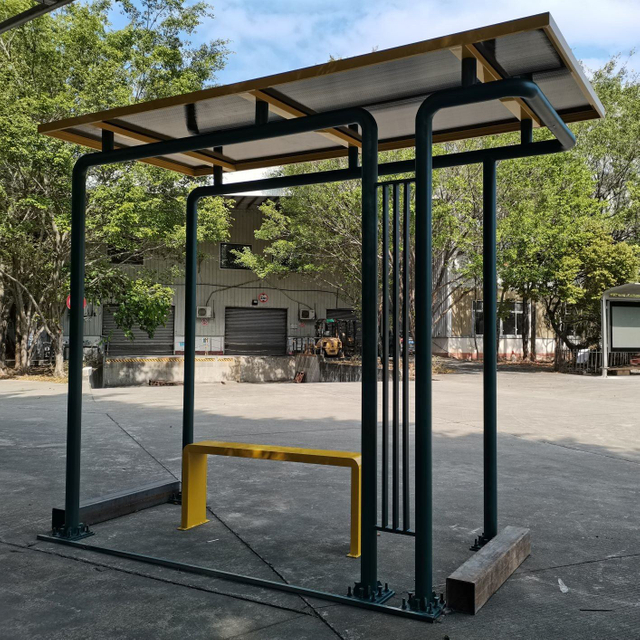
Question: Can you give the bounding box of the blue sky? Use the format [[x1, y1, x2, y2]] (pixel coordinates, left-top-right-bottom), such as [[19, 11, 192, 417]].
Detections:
[[188, 0, 639, 84]]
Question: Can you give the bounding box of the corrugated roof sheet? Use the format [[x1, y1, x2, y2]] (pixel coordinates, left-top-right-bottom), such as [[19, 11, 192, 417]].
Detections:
[[39, 12, 603, 177]]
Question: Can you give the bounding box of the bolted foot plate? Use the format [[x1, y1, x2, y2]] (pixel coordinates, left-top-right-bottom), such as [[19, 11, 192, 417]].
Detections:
[[470, 532, 492, 551], [51, 523, 94, 541], [401, 591, 446, 619], [347, 581, 395, 604]]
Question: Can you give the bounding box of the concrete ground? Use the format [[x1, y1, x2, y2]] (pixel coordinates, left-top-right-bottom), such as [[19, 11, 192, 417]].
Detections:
[[1, 369, 638, 639]]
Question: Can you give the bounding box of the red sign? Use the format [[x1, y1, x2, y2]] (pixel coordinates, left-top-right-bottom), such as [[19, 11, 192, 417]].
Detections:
[[258, 293, 268, 303], [66, 295, 87, 310]]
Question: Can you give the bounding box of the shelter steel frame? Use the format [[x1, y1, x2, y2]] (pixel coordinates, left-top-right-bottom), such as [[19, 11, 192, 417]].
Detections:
[[39, 73, 575, 622]]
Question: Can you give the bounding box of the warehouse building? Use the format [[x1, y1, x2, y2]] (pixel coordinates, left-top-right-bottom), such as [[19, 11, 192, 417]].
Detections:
[[65, 196, 355, 358]]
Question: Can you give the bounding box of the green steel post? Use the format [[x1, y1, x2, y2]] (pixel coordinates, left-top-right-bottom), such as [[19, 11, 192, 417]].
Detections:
[[183, 192, 198, 450], [381, 184, 389, 529], [63, 162, 89, 538], [414, 104, 435, 609], [360, 111, 380, 595], [483, 159, 498, 541], [213, 146, 223, 185]]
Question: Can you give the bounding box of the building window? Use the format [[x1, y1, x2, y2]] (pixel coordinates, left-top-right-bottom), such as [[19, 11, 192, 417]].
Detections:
[[473, 300, 524, 336], [220, 243, 251, 269], [502, 301, 524, 336], [473, 300, 484, 336]]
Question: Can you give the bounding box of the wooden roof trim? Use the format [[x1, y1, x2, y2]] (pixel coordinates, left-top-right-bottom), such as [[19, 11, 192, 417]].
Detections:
[[93, 122, 236, 170], [38, 13, 552, 135], [450, 44, 541, 125], [49, 130, 197, 176], [245, 89, 363, 148]]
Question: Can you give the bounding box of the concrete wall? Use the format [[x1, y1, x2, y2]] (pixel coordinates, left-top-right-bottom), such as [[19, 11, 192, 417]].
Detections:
[[100, 355, 296, 387]]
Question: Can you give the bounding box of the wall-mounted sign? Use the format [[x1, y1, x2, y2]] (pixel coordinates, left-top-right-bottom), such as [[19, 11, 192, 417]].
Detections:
[[66, 295, 87, 310], [258, 293, 268, 303]]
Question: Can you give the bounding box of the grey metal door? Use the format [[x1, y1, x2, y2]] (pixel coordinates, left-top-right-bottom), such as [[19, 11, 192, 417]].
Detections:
[[224, 307, 287, 356], [102, 306, 175, 356]]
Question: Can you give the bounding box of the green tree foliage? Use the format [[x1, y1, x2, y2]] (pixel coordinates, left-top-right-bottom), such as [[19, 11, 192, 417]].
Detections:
[[0, 0, 230, 374], [238, 60, 639, 359]]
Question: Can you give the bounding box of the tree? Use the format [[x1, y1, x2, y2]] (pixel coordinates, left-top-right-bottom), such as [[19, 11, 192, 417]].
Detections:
[[0, 0, 230, 375], [236, 147, 485, 340]]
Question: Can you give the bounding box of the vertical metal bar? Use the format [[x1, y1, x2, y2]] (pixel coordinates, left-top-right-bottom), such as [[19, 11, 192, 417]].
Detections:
[[381, 184, 390, 529], [461, 56, 477, 86], [521, 119, 533, 144], [483, 159, 498, 541], [392, 183, 400, 530], [255, 99, 269, 125], [183, 193, 198, 450], [360, 115, 380, 594], [402, 181, 411, 531], [64, 162, 88, 537], [348, 124, 359, 169], [414, 111, 435, 606], [102, 129, 114, 152], [213, 146, 223, 186]]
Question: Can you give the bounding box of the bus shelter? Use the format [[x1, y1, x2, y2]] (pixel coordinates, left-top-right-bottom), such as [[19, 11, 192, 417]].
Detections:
[[37, 12, 604, 622], [601, 283, 640, 377]]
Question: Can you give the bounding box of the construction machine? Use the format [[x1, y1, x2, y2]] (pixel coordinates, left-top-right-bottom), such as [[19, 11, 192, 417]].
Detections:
[[314, 318, 359, 358]]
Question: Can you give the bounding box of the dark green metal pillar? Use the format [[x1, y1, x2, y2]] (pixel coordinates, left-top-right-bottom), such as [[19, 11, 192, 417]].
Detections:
[[359, 112, 380, 597], [183, 192, 199, 450], [62, 162, 90, 538], [413, 108, 435, 610], [482, 159, 498, 542]]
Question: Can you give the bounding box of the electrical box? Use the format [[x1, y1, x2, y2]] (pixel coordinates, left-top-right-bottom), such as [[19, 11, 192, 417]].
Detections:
[[197, 306, 213, 319], [299, 309, 315, 321]]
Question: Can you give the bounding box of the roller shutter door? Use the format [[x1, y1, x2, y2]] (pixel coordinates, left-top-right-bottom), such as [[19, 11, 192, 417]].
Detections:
[[102, 306, 175, 356], [224, 308, 287, 356]]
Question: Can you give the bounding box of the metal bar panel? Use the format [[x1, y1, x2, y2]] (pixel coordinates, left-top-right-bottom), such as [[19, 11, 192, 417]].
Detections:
[[381, 185, 390, 529], [392, 183, 401, 530], [483, 160, 498, 541], [402, 182, 411, 531]]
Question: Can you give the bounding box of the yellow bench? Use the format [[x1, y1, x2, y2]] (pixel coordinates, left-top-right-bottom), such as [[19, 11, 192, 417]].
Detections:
[[179, 440, 361, 558]]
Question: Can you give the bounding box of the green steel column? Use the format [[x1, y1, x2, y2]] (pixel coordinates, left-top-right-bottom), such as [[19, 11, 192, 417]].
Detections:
[[483, 159, 498, 541], [183, 192, 199, 450], [63, 162, 88, 537], [414, 110, 435, 608], [360, 114, 379, 595]]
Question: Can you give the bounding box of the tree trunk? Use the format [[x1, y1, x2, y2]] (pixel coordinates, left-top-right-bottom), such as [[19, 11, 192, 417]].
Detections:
[[52, 329, 65, 378], [522, 295, 529, 361], [530, 303, 537, 362]]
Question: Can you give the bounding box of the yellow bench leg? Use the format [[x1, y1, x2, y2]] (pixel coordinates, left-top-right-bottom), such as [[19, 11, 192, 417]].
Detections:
[[347, 462, 361, 558], [179, 449, 209, 530]]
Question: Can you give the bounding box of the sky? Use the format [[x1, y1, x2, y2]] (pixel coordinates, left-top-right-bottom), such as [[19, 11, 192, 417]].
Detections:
[[194, 0, 640, 84]]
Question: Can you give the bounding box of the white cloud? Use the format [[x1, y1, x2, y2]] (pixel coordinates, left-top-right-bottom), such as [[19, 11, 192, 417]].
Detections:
[[202, 0, 640, 84]]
